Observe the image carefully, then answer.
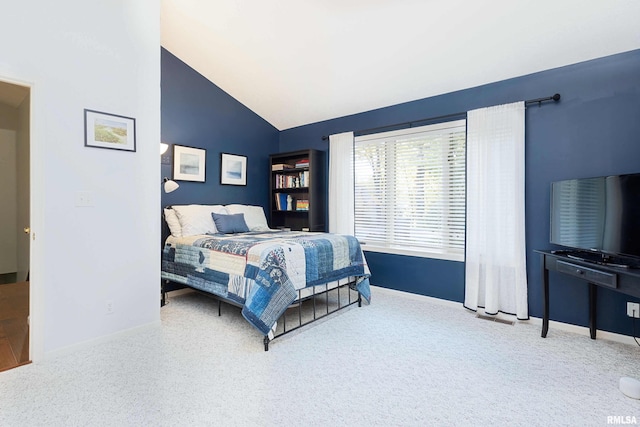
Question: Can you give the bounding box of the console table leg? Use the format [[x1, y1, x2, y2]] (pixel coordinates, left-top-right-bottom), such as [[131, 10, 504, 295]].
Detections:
[[589, 283, 597, 339], [541, 257, 549, 338]]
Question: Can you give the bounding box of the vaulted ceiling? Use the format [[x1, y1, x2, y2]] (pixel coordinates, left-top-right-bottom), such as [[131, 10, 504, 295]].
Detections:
[[162, 1, 640, 131]]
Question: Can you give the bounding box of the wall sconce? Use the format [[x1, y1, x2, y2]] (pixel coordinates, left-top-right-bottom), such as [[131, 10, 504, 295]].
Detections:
[[163, 177, 179, 193], [160, 143, 169, 154]]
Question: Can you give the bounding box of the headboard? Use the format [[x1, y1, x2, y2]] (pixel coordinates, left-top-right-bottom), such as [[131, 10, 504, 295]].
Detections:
[[161, 206, 172, 249]]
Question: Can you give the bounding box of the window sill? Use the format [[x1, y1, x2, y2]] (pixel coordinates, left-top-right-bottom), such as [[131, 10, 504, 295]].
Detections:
[[360, 244, 464, 262]]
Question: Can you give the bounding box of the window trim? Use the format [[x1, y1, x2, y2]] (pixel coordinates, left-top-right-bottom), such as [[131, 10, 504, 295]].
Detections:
[[361, 242, 465, 262], [354, 119, 466, 261]]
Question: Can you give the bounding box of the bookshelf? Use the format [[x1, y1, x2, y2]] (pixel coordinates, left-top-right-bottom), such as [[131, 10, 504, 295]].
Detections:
[[269, 149, 325, 231]]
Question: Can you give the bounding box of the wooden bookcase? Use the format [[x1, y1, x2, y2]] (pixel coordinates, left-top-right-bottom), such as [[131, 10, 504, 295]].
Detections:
[[269, 149, 325, 231]]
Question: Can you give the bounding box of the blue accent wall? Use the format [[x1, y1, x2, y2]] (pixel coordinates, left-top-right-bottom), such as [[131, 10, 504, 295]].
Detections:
[[365, 252, 465, 302], [279, 49, 640, 336], [161, 48, 279, 210]]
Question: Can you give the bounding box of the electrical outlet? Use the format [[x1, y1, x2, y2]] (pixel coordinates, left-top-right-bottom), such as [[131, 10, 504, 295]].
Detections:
[[627, 302, 640, 318], [106, 300, 114, 315]]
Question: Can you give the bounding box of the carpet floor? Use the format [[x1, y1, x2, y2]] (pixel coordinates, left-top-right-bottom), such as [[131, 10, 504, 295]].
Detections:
[[0, 286, 638, 426]]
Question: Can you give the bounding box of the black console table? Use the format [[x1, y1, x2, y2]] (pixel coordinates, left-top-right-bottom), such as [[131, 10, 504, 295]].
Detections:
[[536, 250, 640, 339]]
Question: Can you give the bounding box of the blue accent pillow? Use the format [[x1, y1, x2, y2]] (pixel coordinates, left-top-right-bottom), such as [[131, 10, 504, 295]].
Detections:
[[211, 212, 250, 234]]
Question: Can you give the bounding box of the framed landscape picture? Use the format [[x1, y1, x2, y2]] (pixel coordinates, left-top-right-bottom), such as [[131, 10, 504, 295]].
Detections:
[[84, 109, 136, 152], [173, 145, 206, 182], [220, 153, 247, 186]]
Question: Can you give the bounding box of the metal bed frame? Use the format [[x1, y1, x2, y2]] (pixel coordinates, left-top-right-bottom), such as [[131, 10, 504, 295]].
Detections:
[[162, 278, 362, 351]]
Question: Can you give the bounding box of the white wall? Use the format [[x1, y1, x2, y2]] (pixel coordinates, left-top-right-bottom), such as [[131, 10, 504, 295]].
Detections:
[[0, 1, 161, 356]]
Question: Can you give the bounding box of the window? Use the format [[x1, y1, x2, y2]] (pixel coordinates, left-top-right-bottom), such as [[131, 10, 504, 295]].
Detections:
[[354, 120, 466, 261]]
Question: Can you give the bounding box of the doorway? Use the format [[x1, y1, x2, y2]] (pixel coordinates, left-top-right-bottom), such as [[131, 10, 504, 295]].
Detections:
[[0, 80, 30, 371]]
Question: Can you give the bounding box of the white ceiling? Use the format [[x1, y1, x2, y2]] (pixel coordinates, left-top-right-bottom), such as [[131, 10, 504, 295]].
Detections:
[[162, 0, 640, 131]]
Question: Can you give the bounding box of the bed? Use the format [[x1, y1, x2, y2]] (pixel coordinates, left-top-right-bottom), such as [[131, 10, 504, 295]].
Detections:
[[161, 204, 371, 350]]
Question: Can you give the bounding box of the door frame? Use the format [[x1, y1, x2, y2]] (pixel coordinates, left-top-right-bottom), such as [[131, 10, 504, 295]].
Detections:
[[0, 74, 43, 363]]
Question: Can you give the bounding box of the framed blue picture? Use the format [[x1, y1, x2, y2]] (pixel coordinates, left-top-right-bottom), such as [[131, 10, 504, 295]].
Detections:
[[173, 145, 206, 182], [220, 152, 247, 186]]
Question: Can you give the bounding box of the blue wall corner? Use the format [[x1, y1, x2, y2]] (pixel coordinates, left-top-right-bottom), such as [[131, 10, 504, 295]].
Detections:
[[161, 48, 279, 210]]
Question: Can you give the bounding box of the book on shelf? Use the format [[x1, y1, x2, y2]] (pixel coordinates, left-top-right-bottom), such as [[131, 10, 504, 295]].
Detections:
[[272, 163, 294, 171], [274, 172, 308, 188], [295, 159, 309, 168], [296, 199, 309, 211], [274, 193, 291, 211]]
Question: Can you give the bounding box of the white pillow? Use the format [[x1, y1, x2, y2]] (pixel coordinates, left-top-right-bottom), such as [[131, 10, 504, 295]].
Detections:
[[163, 208, 182, 237], [225, 204, 270, 231], [172, 204, 229, 236]]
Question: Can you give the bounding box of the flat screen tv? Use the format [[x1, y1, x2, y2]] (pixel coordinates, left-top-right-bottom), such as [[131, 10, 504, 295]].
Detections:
[[550, 173, 640, 268]]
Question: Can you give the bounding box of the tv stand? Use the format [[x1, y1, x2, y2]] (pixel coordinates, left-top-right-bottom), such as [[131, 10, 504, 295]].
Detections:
[[565, 253, 631, 269], [536, 250, 640, 340]]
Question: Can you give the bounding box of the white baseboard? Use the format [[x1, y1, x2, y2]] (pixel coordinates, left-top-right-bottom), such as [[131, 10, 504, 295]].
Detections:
[[525, 317, 639, 346], [43, 320, 161, 361], [372, 285, 462, 308], [371, 285, 639, 347], [40, 286, 635, 361]]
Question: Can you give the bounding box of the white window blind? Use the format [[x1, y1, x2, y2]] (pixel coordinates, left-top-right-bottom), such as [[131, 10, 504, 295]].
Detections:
[[354, 120, 466, 260]]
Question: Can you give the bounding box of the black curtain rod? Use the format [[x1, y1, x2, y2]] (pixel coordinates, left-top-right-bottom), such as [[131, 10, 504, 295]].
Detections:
[[321, 93, 561, 141]]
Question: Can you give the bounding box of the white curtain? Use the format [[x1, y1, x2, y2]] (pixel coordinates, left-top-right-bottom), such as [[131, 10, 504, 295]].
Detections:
[[328, 131, 355, 234], [464, 101, 528, 319]]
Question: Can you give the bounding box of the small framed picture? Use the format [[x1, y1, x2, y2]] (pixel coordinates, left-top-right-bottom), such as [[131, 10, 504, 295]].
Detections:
[[220, 153, 247, 186], [173, 145, 206, 182], [84, 109, 136, 152]]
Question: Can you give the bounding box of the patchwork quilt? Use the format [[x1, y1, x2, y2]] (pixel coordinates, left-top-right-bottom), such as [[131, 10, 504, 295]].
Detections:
[[161, 231, 371, 335]]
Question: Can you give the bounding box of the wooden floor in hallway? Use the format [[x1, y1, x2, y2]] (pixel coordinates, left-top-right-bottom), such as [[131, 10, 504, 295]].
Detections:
[[0, 281, 30, 372]]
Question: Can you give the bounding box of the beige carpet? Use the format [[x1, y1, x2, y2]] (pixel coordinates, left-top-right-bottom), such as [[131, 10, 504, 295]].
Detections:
[[0, 286, 639, 426]]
